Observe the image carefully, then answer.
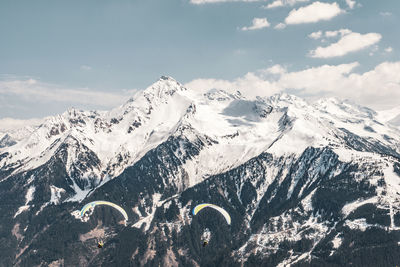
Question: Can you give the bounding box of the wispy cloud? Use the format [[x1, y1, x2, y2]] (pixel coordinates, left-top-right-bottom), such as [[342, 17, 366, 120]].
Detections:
[[284, 2, 344, 25], [0, 117, 44, 131], [345, 0, 356, 9], [385, 47, 393, 53], [324, 29, 352, 38], [309, 29, 351, 39], [185, 61, 400, 109], [241, 18, 270, 31], [185, 70, 282, 98], [309, 30, 382, 58], [274, 23, 287, 30], [309, 31, 323, 39], [80, 65, 92, 71], [380, 11, 392, 16], [262, 0, 309, 9], [0, 78, 135, 108]]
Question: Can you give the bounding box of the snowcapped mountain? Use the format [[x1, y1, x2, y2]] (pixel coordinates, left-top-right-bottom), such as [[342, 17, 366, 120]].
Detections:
[[377, 106, 400, 129], [1, 76, 400, 266], [0, 117, 44, 147]]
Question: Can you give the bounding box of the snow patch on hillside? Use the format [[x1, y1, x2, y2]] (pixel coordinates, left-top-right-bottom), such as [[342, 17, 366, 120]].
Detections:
[[344, 218, 380, 231], [14, 186, 35, 218], [342, 197, 379, 217], [332, 234, 342, 249], [65, 179, 91, 202], [50, 185, 66, 204], [133, 193, 162, 231]]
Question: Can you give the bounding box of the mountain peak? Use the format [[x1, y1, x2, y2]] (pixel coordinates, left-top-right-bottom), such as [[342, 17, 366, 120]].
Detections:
[[314, 97, 376, 120], [263, 92, 309, 110], [144, 76, 186, 96], [159, 75, 175, 81]]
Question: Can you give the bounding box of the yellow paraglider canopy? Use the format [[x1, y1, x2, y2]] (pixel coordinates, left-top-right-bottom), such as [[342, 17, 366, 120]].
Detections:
[[80, 201, 128, 221], [192, 203, 231, 225]]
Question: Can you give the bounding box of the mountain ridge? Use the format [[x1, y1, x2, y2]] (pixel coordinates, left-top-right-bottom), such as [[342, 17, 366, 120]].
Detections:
[[1, 76, 400, 266]]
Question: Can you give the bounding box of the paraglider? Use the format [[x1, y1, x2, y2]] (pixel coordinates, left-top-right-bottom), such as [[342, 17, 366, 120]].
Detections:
[[192, 204, 231, 248], [201, 228, 211, 247], [78, 201, 127, 250], [79, 200, 128, 221], [192, 203, 231, 225]]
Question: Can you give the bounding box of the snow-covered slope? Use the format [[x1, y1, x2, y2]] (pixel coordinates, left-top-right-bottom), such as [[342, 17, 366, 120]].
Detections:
[[0, 77, 195, 200], [376, 106, 400, 128], [0, 118, 44, 147], [1, 76, 400, 203]]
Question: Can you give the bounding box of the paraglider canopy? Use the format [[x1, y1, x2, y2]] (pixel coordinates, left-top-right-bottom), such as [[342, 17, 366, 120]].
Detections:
[[192, 203, 231, 225], [80, 201, 128, 221], [97, 241, 104, 248]]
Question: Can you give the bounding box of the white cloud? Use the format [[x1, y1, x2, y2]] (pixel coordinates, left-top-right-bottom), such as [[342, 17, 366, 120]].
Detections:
[[185, 63, 358, 98], [309, 30, 382, 58], [0, 79, 135, 108], [309, 31, 322, 39], [385, 47, 393, 53], [274, 23, 287, 30], [185, 61, 400, 109], [185, 71, 282, 98], [285, 2, 344, 25], [279, 62, 360, 93], [262, 0, 309, 9], [309, 29, 351, 40], [241, 18, 270, 31], [280, 61, 400, 108], [345, 0, 356, 9], [265, 64, 287, 75], [324, 28, 351, 38], [190, 0, 264, 4], [325, 31, 338, 38], [264, 0, 283, 8], [380, 12, 392, 16], [80, 65, 92, 71]]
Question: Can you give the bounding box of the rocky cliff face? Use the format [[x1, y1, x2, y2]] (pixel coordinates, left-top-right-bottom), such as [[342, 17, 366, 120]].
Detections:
[[1, 77, 400, 266]]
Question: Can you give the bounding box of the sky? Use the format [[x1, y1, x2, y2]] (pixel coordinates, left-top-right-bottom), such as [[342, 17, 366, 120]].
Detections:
[[0, 0, 399, 120]]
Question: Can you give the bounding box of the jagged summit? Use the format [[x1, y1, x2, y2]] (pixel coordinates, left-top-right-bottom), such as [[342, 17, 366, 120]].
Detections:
[[143, 75, 187, 97], [204, 88, 243, 101]]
